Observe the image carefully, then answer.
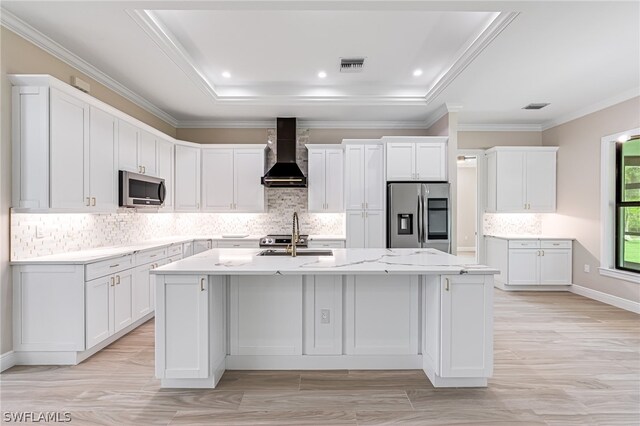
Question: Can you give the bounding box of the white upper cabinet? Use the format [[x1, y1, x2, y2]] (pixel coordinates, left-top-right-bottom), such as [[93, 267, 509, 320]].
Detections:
[[201, 146, 265, 213], [384, 137, 448, 182], [307, 145, 344, 213], [118, 121, 157, 176], [175, 143, 201, 211], [138, 131, 157, 176], [344, 141, 384, 211], [344, 144, 365, 210], [88, 106, 117, 211], [486, 147, 558, 213], [156, 139, 174, 211]]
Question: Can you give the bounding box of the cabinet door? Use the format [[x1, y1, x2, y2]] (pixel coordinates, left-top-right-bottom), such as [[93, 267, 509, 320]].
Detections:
[[138, 131, 157, 176], [325, 149, 344, 212], [156, 139, 174, 210], [415, 142, 446, 181], [540, 249, 572, 285], [496, 151, 525, 212], [386, 142, 415, 181], [525, 151, 556, 211], [49, 89, 89, 209], [234, 149, 265, 212], [202, 149, 234, 211], [85, 275, 113, 349], [507, 249, 539, 285], [133, 263, 152, 321], [307, 149, 326, 212], [113, 269, 133, 333], [364, 144, 385, 210], [440, 275, 493, 378], [118, 120, 139, 173], [175, 145, 201, 211], [365, 210, 385, 248], [345, 145, 365, 210], [346, 211, 366, 248], [88, 107, 116, 211]]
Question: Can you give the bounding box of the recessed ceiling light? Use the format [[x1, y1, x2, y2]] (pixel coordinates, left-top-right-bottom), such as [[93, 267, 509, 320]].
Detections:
[[318, 71, 327, 78], [222, 71, 231, 78], [413, 69, 423, 77]]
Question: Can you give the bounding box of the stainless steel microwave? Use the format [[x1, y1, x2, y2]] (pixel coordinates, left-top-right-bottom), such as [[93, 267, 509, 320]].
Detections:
[[119, 171, 166, 208]]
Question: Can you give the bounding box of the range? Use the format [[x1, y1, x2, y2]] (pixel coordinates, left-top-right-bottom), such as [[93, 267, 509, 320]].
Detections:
[[259, 234, 308, 248]]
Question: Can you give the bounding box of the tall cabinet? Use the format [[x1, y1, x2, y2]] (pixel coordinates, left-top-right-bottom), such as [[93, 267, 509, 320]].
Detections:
[[343, 140, 385, 248]]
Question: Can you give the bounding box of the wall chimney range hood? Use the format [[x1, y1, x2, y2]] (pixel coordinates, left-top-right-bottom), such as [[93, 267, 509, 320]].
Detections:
[[261, 118, 307, 188]]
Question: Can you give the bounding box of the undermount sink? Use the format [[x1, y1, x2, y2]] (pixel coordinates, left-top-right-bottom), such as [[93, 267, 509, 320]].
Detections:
[[257, 249, 334, 257]]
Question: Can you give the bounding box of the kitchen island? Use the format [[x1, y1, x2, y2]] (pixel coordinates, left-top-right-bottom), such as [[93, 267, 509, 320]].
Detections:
[[151, 248, 498, 389]]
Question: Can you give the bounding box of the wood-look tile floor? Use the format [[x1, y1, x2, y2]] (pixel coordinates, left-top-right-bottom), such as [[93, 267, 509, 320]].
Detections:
[[1, 290, 639, 425]]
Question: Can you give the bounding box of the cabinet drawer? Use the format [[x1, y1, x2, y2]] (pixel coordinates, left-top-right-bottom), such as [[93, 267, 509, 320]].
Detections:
[[308, 240, 345, 248], [86, 254, 133, 281], [508, 240, 541, 249], [217, 240, 259, 248], [166, 255, 182, 263], [167, 244, 183, 257], [541, 240, 572, 249], [136, 247, 167, 265]]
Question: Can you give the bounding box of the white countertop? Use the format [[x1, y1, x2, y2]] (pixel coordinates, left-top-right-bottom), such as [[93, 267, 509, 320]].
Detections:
[[485, 234, 575, 240], [307, 235, 346, 240], [151, 248, 498, 276]]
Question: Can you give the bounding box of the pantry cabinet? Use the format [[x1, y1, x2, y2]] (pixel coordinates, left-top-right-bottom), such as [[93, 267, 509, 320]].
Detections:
[[485, 237, 572, 288], [201, 146, 265, 212], [307, 145, 344, 212], [175, 143, 201, 211], [384, 137, 448, 182], [486, 147, 558, 213]]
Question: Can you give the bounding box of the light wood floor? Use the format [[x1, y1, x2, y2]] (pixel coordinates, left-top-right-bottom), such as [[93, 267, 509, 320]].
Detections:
[[1, 290, 639, 425]]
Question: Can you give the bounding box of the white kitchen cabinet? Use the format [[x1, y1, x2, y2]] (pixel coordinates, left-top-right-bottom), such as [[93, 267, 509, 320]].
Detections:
[[133, 263, 153, 321], [307, 239, 346, 249], [183, 241, 195, 257], [113, 269, 134, 333], [346, 210, 385, 248], [156, 139, 174, 210], [85, 274, 112, 349], [486, 147, 558, 213], [49, 88, 89, 210], [303, 275, 343, 355], [193, 239, 213, 254], [485, 237, 572, 289], [88, 106, 117, 211], [175, 143, 201, 211], [156, 275, 210, 379], [384, 137, 448, 182], [307, 145, 344, 212], [216, 240, 260, 248], [118, 121, 157, 176], [201, 146, 265, 212]]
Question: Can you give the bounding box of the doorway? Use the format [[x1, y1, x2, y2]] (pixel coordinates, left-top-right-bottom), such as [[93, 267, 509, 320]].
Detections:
[[456, 149, 485, 264]]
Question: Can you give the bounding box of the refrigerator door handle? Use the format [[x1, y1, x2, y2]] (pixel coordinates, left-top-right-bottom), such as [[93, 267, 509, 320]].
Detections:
[[421, 187, 427, 244], [417, 195, 422, 244]]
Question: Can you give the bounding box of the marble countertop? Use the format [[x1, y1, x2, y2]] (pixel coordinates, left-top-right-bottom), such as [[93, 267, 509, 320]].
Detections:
[[485, 234, 575, 240], [151, 248, 499, 276]]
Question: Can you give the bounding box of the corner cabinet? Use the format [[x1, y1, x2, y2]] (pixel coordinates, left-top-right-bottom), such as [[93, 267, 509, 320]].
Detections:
[[307, 145, 344, 213], [383, 136, 448, 182], [201, 145, 265, 213], [486, 147, 558, 213], [343, 140, 385, 248], [174, 143, 202, 212]]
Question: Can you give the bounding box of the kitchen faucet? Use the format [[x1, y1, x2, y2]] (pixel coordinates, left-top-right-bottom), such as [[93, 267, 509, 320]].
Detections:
[[286, 212, 300, 257]]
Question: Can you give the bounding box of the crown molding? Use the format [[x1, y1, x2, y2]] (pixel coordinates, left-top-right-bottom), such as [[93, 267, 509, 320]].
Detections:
[[458, 123, 543, 132], [0, 7, 179, 127], [424, 11, 519, 104], [423, 104, 449, 129], [176, 119, 433, 129], [541, 87, 640, 131], [446, 103, 463, 113]]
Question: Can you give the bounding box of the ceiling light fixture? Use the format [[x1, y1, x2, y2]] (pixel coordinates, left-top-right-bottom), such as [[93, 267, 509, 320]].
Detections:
[[413, 69, 423, 77], [318, 71, 327, 78], [222, 71, 231, 78]]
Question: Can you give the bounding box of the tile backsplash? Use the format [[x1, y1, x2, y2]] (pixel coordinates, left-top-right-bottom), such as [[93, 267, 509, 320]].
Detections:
[[483, 213, 542, 236]]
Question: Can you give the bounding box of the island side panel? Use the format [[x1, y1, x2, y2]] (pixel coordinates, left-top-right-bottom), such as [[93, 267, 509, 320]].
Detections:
[[303, 275, 343, 355]]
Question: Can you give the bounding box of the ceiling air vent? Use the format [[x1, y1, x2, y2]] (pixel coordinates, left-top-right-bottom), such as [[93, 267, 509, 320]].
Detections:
[[522, 103, 550, 110], [340, 58, 365, 73]]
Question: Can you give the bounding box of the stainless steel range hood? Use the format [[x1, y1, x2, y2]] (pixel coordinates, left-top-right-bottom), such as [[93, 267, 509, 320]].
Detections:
[[261, 118, 307, 188]]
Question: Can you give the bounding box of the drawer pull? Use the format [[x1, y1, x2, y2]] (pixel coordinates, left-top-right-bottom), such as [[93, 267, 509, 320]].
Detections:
[[553, 243, 560, 246], [200, 277, 206, 291], [109, 264, 120, 268], [150, 254, 157, 258], [115, 275, 121, 284]]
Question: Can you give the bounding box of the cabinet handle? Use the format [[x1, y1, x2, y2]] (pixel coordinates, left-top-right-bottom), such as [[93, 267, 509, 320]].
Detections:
[[86, 197, 91, 206], [200, 277, 206, 291], [142, 166, 146, 174], [91, 197, 96, 206], [116, 275, 121, 284], [109, 263, 120, 268], [445, 278, 450, 291], [541, 250, 545, 256], [365, 202, 368, 209], [138, 166, 142, 173], [110, 277, 115, 287]]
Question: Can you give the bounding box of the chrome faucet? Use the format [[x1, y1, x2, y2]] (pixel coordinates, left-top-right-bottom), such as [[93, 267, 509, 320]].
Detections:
[[286, 212, 301, 257]]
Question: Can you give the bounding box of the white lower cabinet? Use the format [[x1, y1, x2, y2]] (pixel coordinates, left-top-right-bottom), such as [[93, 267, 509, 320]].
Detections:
[[193, 239, 213, 254], [133, 263, 154, 322], [346, 210, 385, 248], [113, 269, 134, 333], [307, 239, 346, 249], [216, 240, 259, 248], [485, 237, 573, 288]]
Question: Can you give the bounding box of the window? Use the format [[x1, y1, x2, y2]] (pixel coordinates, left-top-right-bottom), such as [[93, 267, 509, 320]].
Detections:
[[615, 135, 640, 272]]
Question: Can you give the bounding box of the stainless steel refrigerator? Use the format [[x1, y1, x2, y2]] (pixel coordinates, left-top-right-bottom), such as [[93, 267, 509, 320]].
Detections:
[[387, 183, 451, 253]]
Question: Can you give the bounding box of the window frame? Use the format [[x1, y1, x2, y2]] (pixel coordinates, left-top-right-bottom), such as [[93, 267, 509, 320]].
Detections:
[[614, 140, 640, 273]]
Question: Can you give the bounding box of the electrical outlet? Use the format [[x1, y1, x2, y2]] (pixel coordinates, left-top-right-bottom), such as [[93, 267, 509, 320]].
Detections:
[[320, 309, 330, 324], [35, 225, 46, 239], [584, 264, 590, 273]]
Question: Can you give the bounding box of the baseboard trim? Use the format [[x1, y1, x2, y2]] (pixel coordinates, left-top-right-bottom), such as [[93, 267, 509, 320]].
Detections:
[[570, 284, 640, 314], [1, 351, 17, 372], [494, 280, 570, 292], [225, 354, 423, 370]]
